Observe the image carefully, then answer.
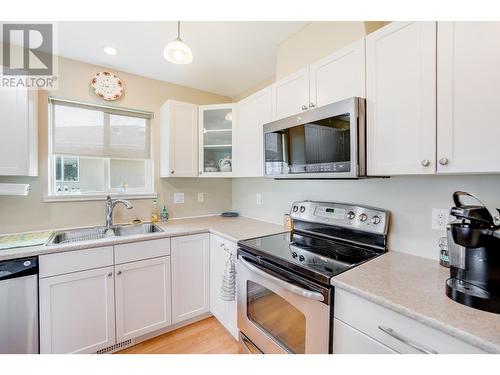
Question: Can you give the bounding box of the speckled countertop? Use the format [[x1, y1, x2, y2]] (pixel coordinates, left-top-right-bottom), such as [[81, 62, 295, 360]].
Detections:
[[0, 215, 285, 261], [332, 251, 500, 353]]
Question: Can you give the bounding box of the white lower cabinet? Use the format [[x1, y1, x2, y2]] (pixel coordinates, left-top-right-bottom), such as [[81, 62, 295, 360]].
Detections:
[[171, 234, 210, 324], [115, 256, 172, 342], [209, 234, 238, 339], [39, 266, 116, 354], [333, 319, 395, 354], [334, 288, 486, 354]]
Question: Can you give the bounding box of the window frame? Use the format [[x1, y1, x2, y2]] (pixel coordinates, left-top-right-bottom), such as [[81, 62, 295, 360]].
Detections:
[[46, 97, 156, 201]]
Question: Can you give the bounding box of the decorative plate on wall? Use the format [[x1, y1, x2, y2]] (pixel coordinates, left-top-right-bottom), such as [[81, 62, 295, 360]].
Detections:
[[91, 71, 124, 101]]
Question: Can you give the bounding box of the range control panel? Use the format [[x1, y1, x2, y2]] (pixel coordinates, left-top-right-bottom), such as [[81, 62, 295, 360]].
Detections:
[[290, 200, 389, 235]]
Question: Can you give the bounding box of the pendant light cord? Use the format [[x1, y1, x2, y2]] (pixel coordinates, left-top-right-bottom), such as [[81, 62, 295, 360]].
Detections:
[[177, 21, 181, 39]]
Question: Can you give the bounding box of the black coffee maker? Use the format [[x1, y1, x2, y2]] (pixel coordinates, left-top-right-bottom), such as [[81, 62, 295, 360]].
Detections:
[[446, 191, 500, 314]]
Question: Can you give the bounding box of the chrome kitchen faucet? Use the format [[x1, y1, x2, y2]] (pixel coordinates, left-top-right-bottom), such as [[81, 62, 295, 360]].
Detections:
[[105, 195, 133, 228]]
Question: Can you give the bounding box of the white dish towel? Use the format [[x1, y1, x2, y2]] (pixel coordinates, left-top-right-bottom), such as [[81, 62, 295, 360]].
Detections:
[[220, 252, 236, 301]]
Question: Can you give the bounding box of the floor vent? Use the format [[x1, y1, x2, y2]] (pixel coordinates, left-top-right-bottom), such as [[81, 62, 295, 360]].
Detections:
[[96, 339, 133, 354]]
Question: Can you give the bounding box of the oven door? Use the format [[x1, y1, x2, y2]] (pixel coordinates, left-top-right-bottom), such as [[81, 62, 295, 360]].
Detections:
[[237, 254, 331, 354]]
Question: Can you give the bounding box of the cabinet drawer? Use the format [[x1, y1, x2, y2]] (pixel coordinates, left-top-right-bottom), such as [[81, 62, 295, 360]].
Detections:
[[39, 246, 113, 278], [114, 238, 171, 264], [333, 319, 395, 354], [335, 288, 485, 354]]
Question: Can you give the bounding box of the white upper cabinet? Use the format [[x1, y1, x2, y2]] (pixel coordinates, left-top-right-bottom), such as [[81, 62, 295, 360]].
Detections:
[[114, 256, 172, 342], [236, 86, 272, 177], [366, 22, 437, 175], [160, 100, 198, 177], [0, 88, 37, 176], [171, 234, 210, 324], [199, 104, 236, 177], [272, 66, 310, 119], [309, 38, 366, 108], [437, 22, 500, 174]]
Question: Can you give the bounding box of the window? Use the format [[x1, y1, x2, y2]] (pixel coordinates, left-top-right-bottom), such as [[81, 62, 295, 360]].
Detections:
[[48, 98, 154, 199]]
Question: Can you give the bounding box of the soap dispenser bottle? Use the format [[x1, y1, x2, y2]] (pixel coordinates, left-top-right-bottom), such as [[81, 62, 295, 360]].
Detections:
[[151, 199, 159, 223]]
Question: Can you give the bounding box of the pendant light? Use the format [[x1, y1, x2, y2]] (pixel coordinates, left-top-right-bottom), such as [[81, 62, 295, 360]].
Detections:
[[163, 21, 193, 64]]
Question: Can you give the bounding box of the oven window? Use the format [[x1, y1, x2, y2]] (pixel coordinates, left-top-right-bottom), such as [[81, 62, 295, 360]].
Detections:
[[247, 280, 305, 354]]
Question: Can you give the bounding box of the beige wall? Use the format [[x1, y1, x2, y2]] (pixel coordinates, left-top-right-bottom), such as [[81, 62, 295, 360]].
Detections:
[[0, 57, 232, 234], [276, 21, 389, 80]]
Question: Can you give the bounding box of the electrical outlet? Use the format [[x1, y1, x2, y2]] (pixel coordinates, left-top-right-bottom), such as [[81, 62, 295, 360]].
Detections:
[[432, 208, 450, 231], [197, 192, 204, 203], [173, 193, 184, 204], [256, 193, 263, 205]]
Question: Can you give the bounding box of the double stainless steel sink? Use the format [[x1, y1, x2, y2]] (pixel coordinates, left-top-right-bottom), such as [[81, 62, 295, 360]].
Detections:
[[47, 223, 164, 246]]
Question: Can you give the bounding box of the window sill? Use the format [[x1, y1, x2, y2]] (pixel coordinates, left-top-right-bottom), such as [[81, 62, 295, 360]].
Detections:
[[43, 192, 157, 203]]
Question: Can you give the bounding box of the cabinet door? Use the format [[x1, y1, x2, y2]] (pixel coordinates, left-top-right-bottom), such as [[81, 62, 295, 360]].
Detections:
[[366, 22, 436, 175], [199, 104, 235, 177], [0, 88, 37, 176], [223, 239, 238, 339], [209, 235, 238, 339], [437, 22, 500, 173], [333, 319, 396, 354], [160, 100, 198, 177], [309, 38, 366, 107], [209, 235, 227, 323], [115, 256, 172, 342], [39, 266, 115, 354], [272, 66, 310, 120], [171, 234, 210, 324], [236, 86, 272, 177]]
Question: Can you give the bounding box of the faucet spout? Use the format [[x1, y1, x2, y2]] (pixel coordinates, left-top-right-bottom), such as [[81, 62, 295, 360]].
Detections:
[[105, 195, 133, 228]]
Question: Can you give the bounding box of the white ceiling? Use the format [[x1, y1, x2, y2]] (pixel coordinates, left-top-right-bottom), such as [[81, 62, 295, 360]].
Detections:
[[55, 22, 307, 98]]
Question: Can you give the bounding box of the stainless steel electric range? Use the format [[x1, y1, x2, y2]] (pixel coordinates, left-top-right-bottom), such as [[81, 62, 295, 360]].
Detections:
[[237, 200, 389, 354]]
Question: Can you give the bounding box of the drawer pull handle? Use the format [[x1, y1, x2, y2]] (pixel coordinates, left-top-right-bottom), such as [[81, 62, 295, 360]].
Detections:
[[378, 325, 438, 354]]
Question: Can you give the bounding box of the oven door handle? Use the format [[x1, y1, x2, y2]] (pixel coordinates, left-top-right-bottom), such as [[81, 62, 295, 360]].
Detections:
[[239, 257, 325, 302]]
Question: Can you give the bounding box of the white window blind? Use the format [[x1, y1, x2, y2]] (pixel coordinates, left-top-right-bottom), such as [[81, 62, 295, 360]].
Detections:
[[50, 98, 152, 159]]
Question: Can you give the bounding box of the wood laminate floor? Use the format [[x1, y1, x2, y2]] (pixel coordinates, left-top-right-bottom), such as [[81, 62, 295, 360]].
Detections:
[[116, 317, 239, 354]]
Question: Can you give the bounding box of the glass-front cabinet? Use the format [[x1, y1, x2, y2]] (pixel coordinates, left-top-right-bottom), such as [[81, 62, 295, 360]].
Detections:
[[199, 104, 235, 177]]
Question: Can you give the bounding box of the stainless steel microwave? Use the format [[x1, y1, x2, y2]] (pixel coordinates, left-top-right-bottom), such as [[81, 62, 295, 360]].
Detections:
[[263, 97, 365, 179]]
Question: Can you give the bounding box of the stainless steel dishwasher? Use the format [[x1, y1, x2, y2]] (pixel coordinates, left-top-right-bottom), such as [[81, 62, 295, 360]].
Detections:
[[0, 256, 39, 354]]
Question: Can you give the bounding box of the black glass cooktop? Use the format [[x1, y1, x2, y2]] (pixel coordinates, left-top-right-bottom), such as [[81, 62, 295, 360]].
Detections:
[[238, 231, 383, 285]]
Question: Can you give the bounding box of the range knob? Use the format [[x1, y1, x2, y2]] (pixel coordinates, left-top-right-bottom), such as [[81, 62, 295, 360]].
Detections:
[[292, 206, 298, 212], [347, 211, 356, 220], [299, 206, 306, 213], [371, 215, 381, 225], [359, 213, 368, 222], [292, 252, 298, 258], [299, 255, 305, 261]]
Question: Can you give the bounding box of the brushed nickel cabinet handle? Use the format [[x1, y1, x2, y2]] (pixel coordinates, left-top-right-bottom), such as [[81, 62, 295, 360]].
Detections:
[[309, 102, 316, 108], [301, 105, 308, 110], [107, 272, 112, 277], [117, 271, 122, 275], [378, 325, 438, 354], [421, 159, 430, 167], [439, 157, 449, 166]]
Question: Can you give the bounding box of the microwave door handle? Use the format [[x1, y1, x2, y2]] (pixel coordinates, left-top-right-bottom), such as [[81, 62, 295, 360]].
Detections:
[[239, 257, 324, 302]]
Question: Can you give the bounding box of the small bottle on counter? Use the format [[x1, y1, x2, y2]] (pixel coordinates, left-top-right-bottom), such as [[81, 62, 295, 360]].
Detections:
[[161, 205, 169, 222], [151, 199, 159, 223], [439, 237, 450, 268]]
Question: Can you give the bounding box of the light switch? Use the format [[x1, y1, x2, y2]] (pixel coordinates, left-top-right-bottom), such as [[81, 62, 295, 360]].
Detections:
[[197, 192, 204, 203], [174, 193, 185, 204]]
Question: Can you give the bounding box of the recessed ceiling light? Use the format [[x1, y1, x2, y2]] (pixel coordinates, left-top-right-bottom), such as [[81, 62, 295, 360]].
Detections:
[[104, 46, 118, 56]]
